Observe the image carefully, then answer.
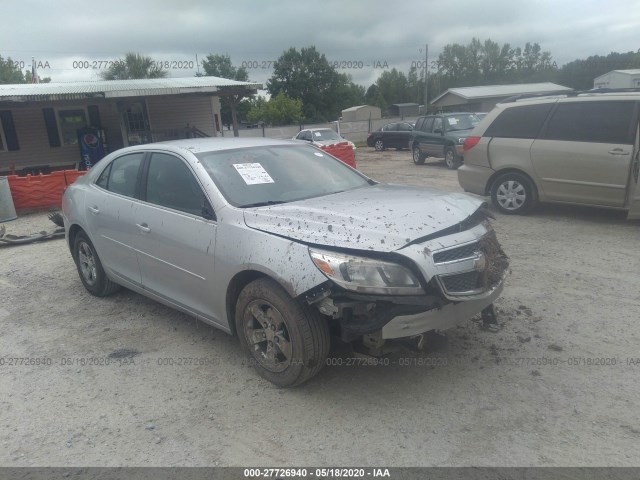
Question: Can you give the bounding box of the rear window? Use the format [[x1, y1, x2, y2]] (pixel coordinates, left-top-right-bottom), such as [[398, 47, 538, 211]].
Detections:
[[484, 104, 553, 139], [541, 101, 635, 144]]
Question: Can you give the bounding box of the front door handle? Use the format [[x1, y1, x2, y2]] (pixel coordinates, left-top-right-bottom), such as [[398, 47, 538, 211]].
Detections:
[[608, 148, 630, 155], [136, 223, 151, 233], [88, 206, 100, 215]]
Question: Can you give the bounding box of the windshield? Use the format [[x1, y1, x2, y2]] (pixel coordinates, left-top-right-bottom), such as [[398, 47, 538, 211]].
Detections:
[[196, 145, 371, 207], [311, 129, 341, 141], [445, 114, 479, 131]]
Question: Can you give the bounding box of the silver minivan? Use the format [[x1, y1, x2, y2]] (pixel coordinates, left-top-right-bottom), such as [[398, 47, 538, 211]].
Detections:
[[458, 91, 640, 219]]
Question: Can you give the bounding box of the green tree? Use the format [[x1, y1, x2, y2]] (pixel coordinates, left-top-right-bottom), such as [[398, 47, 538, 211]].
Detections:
[[364, 84, 387, 112], [99, 52, 167, 80], [366, 68, 414, 113], [0, 55, 26, 83], [267, 46, 359, 122], [24, 70, 51, 83], [556, 50, 640, 89], [246, 92, 303, 125], [201, 53, 250, 136], [432, 38, 557, 92]]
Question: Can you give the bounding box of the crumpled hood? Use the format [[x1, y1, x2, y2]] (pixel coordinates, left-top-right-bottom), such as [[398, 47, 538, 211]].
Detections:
[[243, 184, 484, 252]]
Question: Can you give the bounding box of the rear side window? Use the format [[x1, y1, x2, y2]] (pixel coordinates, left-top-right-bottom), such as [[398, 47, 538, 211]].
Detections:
[[541, 101, 635, 144], [484, 104, 553, 139], [414, 117, 425, 131], [383, 123, 397, 131], [97, 153, 144, 198]]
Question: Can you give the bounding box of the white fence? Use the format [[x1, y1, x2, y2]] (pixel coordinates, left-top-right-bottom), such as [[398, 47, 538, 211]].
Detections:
[[230, 116, 421, 145]]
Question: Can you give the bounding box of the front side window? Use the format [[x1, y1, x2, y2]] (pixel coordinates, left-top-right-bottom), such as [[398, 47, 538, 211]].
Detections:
[[145, 152, 210, 217], [397, 122, 413, 132], [197, 145, 371, 208], [96, 153, 144, 198], [432, 117, 443, 132], [58, 109, 87, 146], [542, 101, 635, 144]]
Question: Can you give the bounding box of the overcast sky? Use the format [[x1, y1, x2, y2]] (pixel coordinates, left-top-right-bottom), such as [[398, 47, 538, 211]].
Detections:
[[2, 0, 639, 89]]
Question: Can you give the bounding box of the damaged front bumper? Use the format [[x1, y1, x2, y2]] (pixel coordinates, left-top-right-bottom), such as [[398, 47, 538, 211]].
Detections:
[[381, 278, 504, 338], [306, 220, 509, 340]]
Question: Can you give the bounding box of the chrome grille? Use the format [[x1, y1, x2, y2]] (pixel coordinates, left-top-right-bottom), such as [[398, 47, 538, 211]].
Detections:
[[432, 242, 479, 263], [440, 271, 481, 294]]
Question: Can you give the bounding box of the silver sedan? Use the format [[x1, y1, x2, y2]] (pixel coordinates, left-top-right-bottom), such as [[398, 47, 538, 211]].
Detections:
[[63, 138, 508, 387]]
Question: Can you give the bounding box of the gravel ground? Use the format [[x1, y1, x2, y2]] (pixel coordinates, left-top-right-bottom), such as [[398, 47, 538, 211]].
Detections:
[[1, 148, 639, 467]]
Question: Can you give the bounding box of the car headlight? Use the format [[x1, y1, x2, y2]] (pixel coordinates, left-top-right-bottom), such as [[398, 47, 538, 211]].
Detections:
[[309, 248, 424, 295]]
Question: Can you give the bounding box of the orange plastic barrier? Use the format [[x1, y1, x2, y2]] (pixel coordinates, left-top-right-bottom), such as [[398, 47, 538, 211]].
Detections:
[[6, 169, 87, 212], [63, 169, 87, 186], [319, 142, 357, 169]]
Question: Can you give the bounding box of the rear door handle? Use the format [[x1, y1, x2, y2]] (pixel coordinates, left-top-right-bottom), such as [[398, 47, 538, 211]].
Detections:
[[608, 149, 630, 155], [136, 223, 151, 233], [88, 206, 100, 214]]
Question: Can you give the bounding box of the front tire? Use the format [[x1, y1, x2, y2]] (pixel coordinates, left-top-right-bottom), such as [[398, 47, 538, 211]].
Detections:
[[490, 172, 536, 214], [413, 147, 426, 165], [374, 139, 385, 151], [73, 231, 120, 296], [235, 278, 330, 387], [444, 147, 461, 170]]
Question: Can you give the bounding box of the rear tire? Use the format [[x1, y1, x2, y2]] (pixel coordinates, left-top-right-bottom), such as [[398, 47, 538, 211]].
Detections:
[[73, 231, 120, 296], [413, 147, 426, 165], [374, 139, 385, 151], [444, 147, 462, 170], [235, 278, 330, 387], [490, 172, 536, 214]]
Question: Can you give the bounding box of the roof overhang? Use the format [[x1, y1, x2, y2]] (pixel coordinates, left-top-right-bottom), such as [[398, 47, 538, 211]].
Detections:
[[0, 77, 262, 104]]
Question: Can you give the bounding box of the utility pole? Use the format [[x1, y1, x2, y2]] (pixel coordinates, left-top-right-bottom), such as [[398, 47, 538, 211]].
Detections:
[[424, 43, 428, 114]]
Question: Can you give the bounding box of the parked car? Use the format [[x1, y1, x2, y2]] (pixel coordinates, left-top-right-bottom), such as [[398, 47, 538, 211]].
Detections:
[[367, 121, 414, 151], [63, 138, 509, 387], [458, 90, 640, 219], [409, 113, 480, 169], [293, 128, 356, 150]]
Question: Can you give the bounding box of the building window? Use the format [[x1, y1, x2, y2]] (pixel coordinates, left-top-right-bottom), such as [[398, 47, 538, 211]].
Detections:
[[57, 108, 88, 146]]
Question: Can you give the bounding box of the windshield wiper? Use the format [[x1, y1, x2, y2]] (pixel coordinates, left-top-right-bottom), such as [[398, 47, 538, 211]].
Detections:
[[241, 200, 288, 208]]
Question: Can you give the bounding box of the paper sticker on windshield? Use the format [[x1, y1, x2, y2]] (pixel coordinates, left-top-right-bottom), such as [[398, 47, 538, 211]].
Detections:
[[449, 118, 458, 125], [314, 132, 322, 137], [232, 163, 274, 185]]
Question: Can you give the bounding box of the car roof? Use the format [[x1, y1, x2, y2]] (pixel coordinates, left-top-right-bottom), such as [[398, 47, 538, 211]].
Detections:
[[114, 137, 298, 156], [498, 90, 640, 108], [418, 112, 477, 118]]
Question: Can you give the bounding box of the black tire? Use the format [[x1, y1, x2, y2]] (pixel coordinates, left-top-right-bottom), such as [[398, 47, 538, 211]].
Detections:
[[413, 146, 426, 165], [73, 231, 120, 296], [490, 172, 536, 215], [444, 147, 462, 170], [235, 278, 330, 387], [374, 139, 385, 151]]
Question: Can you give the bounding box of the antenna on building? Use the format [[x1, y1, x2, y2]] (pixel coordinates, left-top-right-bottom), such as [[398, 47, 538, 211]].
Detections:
[[195, 54, 202, 77]]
